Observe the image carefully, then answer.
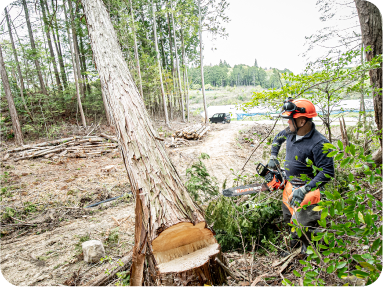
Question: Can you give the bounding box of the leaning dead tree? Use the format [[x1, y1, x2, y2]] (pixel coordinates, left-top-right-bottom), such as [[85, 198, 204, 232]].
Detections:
[[81, 0, 226, 285]]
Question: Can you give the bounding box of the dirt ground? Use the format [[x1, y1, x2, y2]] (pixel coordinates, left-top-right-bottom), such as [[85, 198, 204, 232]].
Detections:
[[0, 120, 301, 286]]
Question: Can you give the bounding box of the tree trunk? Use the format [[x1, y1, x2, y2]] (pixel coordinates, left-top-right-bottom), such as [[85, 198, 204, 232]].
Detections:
[[198, 0, 208, 124], [48, 0, 68, 89], [180, 25, 190, 122], [354, 0, 382, 148], [152, 2, 170, 128], [100, 78, 113, 126], [68, 0, 86, 100], [5, 7, 33, 120], [40, 0, 62, 92], [22, 0, 47, 95], [81, 0, 226, 285], [79, 35, 91, 96], [63, 0, 87, 127], [171, 12, 185, 122], [0, 44, 23, 146], [127, 0, 144, 98]]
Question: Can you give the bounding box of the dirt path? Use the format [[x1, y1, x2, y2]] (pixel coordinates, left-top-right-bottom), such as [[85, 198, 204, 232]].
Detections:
[[0, 121, 261, 286], [169, 122, 259, 187]]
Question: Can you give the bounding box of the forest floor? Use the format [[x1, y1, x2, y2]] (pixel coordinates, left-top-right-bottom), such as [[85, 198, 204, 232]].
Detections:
[[0, 120, 344, 286]]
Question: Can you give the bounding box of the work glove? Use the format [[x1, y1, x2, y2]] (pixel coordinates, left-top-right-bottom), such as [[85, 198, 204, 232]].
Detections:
[[290, 185, 309, 207], [267, 155, 280, 170]]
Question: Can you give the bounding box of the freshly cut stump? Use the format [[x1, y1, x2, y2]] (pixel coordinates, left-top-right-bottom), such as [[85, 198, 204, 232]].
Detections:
[[153, 222, 219, 273]]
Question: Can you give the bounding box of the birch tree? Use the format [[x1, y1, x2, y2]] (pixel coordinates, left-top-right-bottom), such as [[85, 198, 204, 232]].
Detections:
[[80, 0, 226, 285]]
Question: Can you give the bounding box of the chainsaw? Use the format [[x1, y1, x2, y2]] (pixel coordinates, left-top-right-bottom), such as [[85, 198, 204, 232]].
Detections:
[[222, 163, 286, 197]]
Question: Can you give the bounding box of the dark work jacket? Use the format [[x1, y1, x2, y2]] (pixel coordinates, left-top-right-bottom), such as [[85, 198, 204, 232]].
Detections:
[[270, 123, 334, 189]]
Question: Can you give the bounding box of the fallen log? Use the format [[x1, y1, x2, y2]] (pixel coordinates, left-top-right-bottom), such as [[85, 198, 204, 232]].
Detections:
[[100, 133, 118, 143]]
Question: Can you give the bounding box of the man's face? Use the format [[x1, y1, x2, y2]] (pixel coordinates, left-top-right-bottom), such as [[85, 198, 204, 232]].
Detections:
[[287, 117, 306, 132]]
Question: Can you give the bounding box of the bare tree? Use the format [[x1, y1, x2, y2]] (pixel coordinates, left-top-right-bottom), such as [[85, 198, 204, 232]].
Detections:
[[127, 0, 144, 98], [170, 6, 185, 122], [152, 1, 170, 128], [5, 7, 33, 120], [198, 0, 230, 123], [0, 44, 23, 146], [22, 0, 47, 95], [63, 0, 87, 127], [40, 0, 62, 92], [80, 0, 226, 285]]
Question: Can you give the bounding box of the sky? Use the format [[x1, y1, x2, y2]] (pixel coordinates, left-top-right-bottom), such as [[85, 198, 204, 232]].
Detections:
[[201, 0, 382, 73]]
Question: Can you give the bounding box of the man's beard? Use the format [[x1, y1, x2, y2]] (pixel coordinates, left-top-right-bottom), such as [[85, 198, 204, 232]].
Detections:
[[284, 126, 296, 135]]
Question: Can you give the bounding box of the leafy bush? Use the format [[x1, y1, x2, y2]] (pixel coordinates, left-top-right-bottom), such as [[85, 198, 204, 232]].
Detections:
[[206, 191, 282, 252], [185, 153, 219, 203], [287, 139, 382, 286]]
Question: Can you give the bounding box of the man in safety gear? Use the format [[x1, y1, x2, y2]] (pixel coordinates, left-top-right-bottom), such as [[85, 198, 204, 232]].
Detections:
[[268, 97, 334, 255]]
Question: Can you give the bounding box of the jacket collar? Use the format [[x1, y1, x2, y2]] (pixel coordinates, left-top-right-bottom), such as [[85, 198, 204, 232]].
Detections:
[[293, 122, 316, 142]]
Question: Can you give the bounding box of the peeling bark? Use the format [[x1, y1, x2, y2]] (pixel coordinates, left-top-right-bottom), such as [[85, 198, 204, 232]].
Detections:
[[81, 0, 226, 285]]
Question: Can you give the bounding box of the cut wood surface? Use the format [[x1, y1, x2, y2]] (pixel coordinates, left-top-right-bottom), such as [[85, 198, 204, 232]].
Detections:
[[3, 134, 119, 162]]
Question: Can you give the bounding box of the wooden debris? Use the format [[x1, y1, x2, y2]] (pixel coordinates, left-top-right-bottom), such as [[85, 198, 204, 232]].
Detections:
[[4, 134, 119, 162], [172, 124, 210, 140]]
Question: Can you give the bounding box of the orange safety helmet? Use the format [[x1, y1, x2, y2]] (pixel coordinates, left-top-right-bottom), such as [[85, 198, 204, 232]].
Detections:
[[281, 98, 317, 119]]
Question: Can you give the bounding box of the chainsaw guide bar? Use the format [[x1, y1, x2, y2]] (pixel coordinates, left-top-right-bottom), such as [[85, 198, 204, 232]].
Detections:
[[222, 183, 263, 197]]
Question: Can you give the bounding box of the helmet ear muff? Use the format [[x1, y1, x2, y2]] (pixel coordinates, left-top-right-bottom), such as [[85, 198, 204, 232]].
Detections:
[[297, 107, 306, 113]]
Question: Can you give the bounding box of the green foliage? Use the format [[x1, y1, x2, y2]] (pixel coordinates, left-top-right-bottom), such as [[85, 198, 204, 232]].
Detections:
[[206, 193, 282, 252], [185, 153, 219, 202], [289, 137, 382, 285]]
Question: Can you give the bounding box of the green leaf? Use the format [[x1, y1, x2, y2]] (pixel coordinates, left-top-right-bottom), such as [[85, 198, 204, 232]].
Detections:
[[364, 213, 372, 226], [327, 265, 335, 273], [370, 174, 375, 185], [371, 238, 381, 252], [351, 270, 369, 279], [336, 261, 347, 269], [377, 246, 382, 256], [348, 173, 354, 182], [292, 270, 301, 277], [360, 262, 377, 271], [327, 150, 338, 157], [337, 140, 343, 150], [340, 157, 351, 168], [350, 144, 356, 156], [358, 211, 365, 224], [312, 206, 324, 211], [335, 153, 344, 161]]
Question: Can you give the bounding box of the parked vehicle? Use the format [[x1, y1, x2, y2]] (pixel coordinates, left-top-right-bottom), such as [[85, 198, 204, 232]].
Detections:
[[209, 113, 231, 124]]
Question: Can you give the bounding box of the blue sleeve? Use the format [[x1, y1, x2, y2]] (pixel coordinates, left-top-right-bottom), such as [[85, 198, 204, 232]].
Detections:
[[270, 129, 288, 157], [307, 141, 335, 189]]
